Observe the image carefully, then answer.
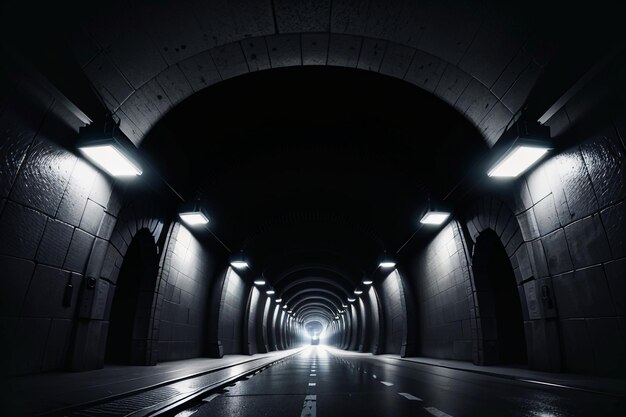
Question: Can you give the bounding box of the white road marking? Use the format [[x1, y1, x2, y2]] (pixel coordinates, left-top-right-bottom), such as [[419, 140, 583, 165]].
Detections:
[[424, 406, 453, 417], [380, 381, 394, 386], [398, 393, 422, 401], [202, 393, 220, 403], [308, 382, 316, 386], [300, 394, 317, 417]]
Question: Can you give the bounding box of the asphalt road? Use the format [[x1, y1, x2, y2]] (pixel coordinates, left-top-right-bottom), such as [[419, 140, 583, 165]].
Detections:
[[175, 346, 625, 417]]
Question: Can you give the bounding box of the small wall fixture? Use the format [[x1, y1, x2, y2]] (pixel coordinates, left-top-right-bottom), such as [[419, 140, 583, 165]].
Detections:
[[283, 305, 288, 309], [266, 290, 275, 295], [275, 298, 282, 303], [362, 280, 373, 285], [254, 279, 266, 285], [379, 261, 396, 268], [178, 201, 209, 226], [354, 290, 363, 295], [230, 251, 249, 270], [179, 211, 209, 226], [78, 123, 143, 177], [420, 210, 450, 225], [347, 298, 356, 303]]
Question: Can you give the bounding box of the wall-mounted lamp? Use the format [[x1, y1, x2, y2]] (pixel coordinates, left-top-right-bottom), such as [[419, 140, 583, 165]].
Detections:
[[342, 304, 348, 308], [230, 251, 249, 270], [487, 121, 552, 178], [347, 298, 356, 303], [77, 122, 142, 177], [178, 201, 209, 227], [378, 250, 396, 269], [420, 210, 450, 225], [254, 279, 266, 285], [362, 280, 373, 285], [282, 305, 288, 309], [354, 290, 363, 295], [275, 298, 282, 303], [266, 290, 275, 295]]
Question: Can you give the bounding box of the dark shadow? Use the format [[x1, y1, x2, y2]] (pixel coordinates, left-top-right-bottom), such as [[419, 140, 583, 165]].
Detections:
[[105, 229, 159, 365], [473, 230, 527, 365]]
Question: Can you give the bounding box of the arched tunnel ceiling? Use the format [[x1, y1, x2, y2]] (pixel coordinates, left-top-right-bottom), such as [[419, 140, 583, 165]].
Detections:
[[25, 0, 589, 147]]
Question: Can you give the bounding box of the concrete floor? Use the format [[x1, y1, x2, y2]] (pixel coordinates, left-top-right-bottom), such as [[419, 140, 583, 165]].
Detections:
[[180, 346, 625, 417]]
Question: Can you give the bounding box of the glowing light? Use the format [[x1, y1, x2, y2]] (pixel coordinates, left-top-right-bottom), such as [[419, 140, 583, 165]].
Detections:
[[79, 144, 142, 177], [254, 279, 266, 285], [179, 211, 209, 226], [362, 280, 373, 285], [488, 145, 550, 178], [283, 305, 288, 309], [275, 298, 282, 303], [420, 211, 450, 225], [342, 304, 348, 308], [347, 298, 356, 303], [266, 290, 275, 295], [379, 262, 396, 268], [230, 261, 248, 269], [354, 290, 363, 295]]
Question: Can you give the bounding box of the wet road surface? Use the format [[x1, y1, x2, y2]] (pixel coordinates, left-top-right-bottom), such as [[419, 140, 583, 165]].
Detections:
[[176, 346, 625, 417]]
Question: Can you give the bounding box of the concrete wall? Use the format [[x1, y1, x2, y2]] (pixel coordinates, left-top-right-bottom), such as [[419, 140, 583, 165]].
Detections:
[[157, 223, 214, 361], [0, 73, 121, 375], [377, 270, 407, 354], [217, 268, 247, 354], [409, 222, 473, 361]]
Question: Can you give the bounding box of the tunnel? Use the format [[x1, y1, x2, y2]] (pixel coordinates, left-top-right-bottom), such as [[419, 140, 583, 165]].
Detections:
[[0, 1, 625, 416]]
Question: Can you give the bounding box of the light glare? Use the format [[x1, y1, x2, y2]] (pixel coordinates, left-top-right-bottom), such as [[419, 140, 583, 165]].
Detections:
[[354, 290, 363, 295], [266, 290, 275, 295], [379, 262, 396, 268], [179, 212, 209, 226], [488, 145, 549, 178], [254, 279, 266, 285], [420, 211, 450, 225], [363, 280, 373, 285], [347, 298, 356, 303], [231, 261, 248, 269], [79, 144, 142, 177]]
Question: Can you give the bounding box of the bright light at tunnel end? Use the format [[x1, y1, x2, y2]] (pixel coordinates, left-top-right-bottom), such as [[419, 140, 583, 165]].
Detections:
[[488, 145, 550, 178]]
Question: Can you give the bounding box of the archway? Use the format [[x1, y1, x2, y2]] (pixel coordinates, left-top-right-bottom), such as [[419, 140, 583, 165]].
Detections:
[[472, 229, 527, 365], [105, 229, 160, 365]]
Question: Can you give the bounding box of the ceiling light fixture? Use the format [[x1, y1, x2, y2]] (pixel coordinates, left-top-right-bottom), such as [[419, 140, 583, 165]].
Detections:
[[266, 290, 275, 295], [275, 298, 282, 303], [354, 290, 363, 295], [347, 298, 356, 303], [362, 280, 373, 285], [77, 122, 142, 177], [254, 279, 266, 285]]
